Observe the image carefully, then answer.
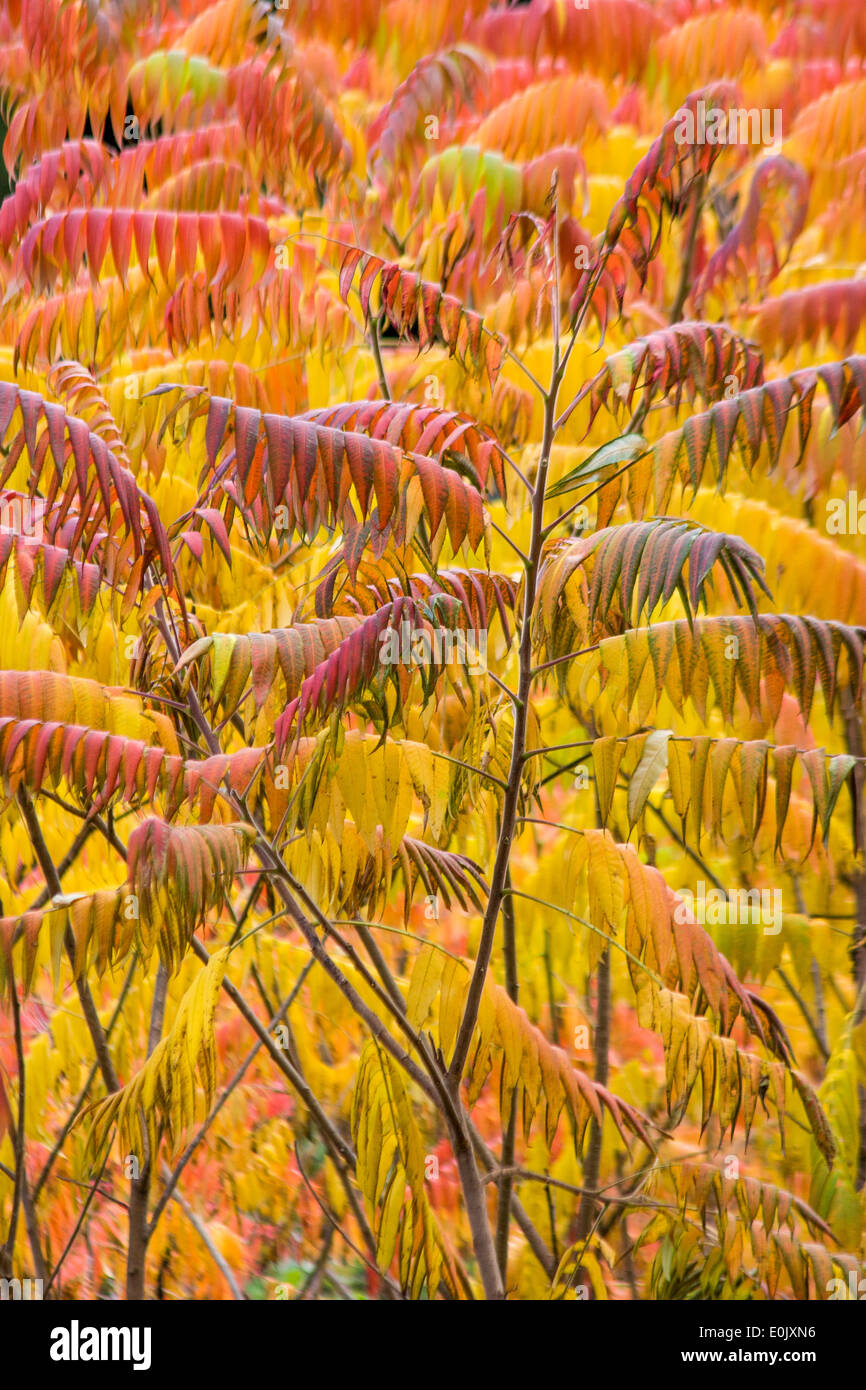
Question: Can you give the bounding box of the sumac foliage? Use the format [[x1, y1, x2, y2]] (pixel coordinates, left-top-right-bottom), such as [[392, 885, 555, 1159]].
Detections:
[[0, 0, 864, 1308]]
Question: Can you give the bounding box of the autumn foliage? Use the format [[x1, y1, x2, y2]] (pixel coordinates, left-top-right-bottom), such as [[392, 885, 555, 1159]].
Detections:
[[0, 0, 865, 1304]]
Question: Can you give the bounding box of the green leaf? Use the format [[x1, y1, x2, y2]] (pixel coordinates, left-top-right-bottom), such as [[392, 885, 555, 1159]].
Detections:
[[627, 729, 672, 829], [547, 433, 647, 498]]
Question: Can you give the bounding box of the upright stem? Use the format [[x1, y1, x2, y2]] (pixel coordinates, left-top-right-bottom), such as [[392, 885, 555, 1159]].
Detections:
[[575, 753, 612, 1251], [841, 690, 866, 1186], [163, 598, 456, 1301], [126, 963, 167, 1299], [8, 987, 49, 1287], [0, 983, 25, 1278], [447, 375, 560, 1090], [443, 215, 565, 1298], [17, 787, 119, 1094], [369, 311, 391, 401], [495, 871, 519, 1283], [574, 948, 610, 1243], [33, 959, 136, 1203], [161, 1173, 244, 1298]]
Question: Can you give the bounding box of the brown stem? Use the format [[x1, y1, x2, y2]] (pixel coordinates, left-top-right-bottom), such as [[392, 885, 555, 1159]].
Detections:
[[33, 959, 136, 1204], [495, 870, 519, 1283], [574, 946, 611, 1245], [12, 984, 50, 1290], [156, 601, 448, 1119], [148, 959, 314, 1237], [578, 720, 614, 1261], [161, 1172, 244, 1299], [448, 364, 560, 1089], [187, 935, 389, 1278], [369, 311, 391, 401], [0, 983, 25, 1278], [841, 689, 866, 1185], [17, 786, 119, 1094], [466, 1117, 555, 1278], [441, 209, 566, 1299], [20, 1179, 49, 1292], [152, 539, 507, 1296], [0, 972, 49, 1290], [126, 963, 168, 1299], [46, 1154, 109, 1294], [451, 1125, 502, 1298], [24, 817, 98, 910], [143, 596, 421, 1290], [299, 1223, 335, 1300]]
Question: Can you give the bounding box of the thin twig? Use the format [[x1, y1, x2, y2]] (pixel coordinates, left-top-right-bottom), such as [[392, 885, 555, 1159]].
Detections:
[[369, 311, 391, 401]]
